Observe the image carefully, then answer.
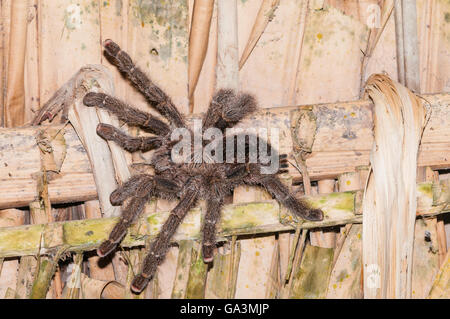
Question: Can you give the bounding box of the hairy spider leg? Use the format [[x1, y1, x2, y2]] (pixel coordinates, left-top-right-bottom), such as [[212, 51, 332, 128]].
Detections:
[[131, 184, 198, 293], [102, 39, 185, 128], [96, 123, 163, 153], [246, 173, 324, 221], [83, 92, 170, 136], [98, 175, 181, 257], [203, 89, 257, 132], [201, 199, 223, 262]]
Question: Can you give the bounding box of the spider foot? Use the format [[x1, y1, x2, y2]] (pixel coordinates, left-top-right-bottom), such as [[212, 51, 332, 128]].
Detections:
[[96, 123, 116, 141], [202, 244, 215, 263], [131, 274, 150, 294], [83, 92, 105, 107], [97, 239, 117, 257], [103, 39, 121, 58], [304, 208, 324, 221]]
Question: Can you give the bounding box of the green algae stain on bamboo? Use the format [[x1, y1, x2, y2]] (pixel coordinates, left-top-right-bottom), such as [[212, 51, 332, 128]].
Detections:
[[418, 182, 433, 197], [307, 191, 355, 218], [220, 202, 279, 233], [417, 182, 434, 209], [290, 245, 334, 299], [146, 207, 201, 241], [0, 224, 45, 257], [63, 218, 116, 247], [130, 0, 188, 63], [186, 243, 207, 299]]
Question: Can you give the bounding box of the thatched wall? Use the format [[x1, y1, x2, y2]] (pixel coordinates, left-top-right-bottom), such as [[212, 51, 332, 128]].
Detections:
[[0, 0, 449, 299]]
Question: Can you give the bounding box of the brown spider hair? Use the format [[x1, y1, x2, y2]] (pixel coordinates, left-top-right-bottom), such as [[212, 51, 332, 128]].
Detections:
[[83, 39, 323, 293]]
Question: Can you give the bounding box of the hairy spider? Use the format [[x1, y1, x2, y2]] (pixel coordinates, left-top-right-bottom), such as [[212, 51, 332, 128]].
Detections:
[[83, 39, 323, 293]]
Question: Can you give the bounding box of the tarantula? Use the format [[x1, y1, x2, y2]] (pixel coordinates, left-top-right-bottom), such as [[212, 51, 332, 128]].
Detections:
[[83, 39, 323, 293]]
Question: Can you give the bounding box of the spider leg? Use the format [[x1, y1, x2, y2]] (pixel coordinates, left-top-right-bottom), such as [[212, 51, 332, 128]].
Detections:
[[247, 172, 323, 221], [203, 89, 256, 132], [96, 123, 163, 152], [102, 39, 185, 128], [202, 199, 223, 262], [109, 174, 153, 206], [83, 92, 170, 136], [98, 176, 181, 256], [98, 193, 151, 257], [131, 185, 198, 293]]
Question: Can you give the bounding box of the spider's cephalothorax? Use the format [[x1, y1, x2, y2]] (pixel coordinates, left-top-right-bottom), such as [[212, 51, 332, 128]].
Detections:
[[83, 40, 323, 293]]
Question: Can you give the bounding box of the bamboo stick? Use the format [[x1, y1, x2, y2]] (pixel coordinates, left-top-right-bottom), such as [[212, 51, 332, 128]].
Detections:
[[394, 0, 406, 85], [0, 181, 446, 259], [284, 0, 309, 105], [29, 247, 66, 299]]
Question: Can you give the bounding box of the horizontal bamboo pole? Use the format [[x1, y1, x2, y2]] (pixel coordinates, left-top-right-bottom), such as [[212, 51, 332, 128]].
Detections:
[[0, 92, 449, 209], [0, 181, 447, 259]]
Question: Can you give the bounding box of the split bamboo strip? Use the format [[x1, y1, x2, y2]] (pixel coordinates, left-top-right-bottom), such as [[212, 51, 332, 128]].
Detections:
[[427, 250, 450, 299], [239, 0, 280, 70], [24, 0, 40, 124], [437, 218, 448, 267], [171, 240, 193, 299], [185, 241, 208, 298], [284, 0, 309, 105], [400, 0, 420, 92], [363, 74, 429, 299], [394, 0, 405, 86], [188, 0, 214, 106], [359, 0, 394, 96], [216, 0, 239, 90], [0, 181, 447, 259], [4, 0, 27, 127], [80, 273, 124, 299], [0, 0, 11, 125], [64, 65, 125, 218], [284, 229, 307, 298], [326, 223, 363, 298], [289, 244, 334, 299]]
